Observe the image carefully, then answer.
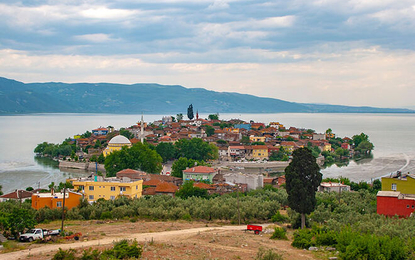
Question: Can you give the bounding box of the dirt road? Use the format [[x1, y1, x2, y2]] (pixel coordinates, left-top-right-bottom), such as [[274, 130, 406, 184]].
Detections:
[[1, 223, 319, 260]]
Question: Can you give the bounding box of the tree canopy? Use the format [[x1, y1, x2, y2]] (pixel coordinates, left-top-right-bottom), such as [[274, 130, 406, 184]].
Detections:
[[171, 157, 207, 178], [175, 138, 218, 161], [208, 114, 219, 120], [285, 147, 322, 229], [104, 142, 162, 176], [187, 104, 194, 120], [155, 142, 177, 163]]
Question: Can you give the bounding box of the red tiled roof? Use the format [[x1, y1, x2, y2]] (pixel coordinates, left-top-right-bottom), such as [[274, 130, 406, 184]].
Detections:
[[142, 187, 156, 195], [0, 190, 33, 199], [193, 182, 214, 190], [155, 182, 178, 193], [143, 179, 163, 186], [229, 146, 245, 149], [130, 138, 140, 144], [183, 166, 216, 174], [252, 145, 268, 149]]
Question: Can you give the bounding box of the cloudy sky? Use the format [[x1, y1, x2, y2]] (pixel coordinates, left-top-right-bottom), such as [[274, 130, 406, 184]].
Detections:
[[1, 0, 414, 108]]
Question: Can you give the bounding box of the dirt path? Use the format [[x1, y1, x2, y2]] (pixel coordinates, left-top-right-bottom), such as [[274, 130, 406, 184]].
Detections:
[[1, 223, 320, 260], [1, 225, 245, 260]]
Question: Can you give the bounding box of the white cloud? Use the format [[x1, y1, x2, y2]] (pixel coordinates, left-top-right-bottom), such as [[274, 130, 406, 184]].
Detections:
[[80, 6, 138, 19], [207, 0, 230, 10], [1, 47, 415, 108], [73, 34, 117, 43]]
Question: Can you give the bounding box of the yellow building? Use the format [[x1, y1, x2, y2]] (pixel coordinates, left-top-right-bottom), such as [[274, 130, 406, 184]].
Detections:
[[103, 135, 132, 157], [250, 135, 266, 143], [252, 145, 269, 159], [223, 127, 240, 133], [382, 174, 415, 194], [269, 122, 284, 129], [322, 142, 332, 152], [70, 176, 143, 202]]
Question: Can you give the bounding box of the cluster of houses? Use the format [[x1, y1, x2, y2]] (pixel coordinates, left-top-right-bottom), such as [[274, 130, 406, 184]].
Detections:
[[0, 165, 286, 210], [377, 171, 415, 218], [72, 115, 353, 162]]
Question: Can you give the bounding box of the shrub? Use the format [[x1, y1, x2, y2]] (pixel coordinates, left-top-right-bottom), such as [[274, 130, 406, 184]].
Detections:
[[52, 248, 76, 260], [102, 239, 142, 259], [271, 211, 289, 223], [270, 227, 288, 240], [291, 229, 315, 249], [255, 247, 283, 260], [100, 211, 113, 220]]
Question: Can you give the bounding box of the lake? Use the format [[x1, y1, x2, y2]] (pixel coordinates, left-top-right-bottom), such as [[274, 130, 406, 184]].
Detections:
[[1, 113, 414, 193]]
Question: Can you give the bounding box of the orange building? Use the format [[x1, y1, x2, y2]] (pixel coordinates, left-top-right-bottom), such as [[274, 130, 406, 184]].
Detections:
[[32, 190, 83, 210]]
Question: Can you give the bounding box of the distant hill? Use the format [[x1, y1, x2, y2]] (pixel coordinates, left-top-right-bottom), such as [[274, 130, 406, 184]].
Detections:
[[0, 77, 413, 114]]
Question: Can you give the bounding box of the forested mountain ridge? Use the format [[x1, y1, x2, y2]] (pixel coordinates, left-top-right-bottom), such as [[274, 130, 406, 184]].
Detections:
[[0, 77, 412, 114]]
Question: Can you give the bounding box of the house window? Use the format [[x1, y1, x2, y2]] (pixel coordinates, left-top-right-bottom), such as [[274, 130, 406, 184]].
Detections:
[[56, 201, 62, 207], [89, 195, 94, 200], [79, 185, 84, 190], [111, 186, 115, 191], [120, 187, 126, 192], [407, 205, 410, 208], [391, 183, 397, 191], [412, 205, 414, 209], [136, 185, 138, 190], [89, 186, 94, 191], [110, 196, 115, 200]]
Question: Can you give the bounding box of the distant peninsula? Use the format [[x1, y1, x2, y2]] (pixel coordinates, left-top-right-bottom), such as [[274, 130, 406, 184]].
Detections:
[[0, 77, 413, 114]]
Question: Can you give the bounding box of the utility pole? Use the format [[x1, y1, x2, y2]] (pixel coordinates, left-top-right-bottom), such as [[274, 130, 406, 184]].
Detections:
[[61, 187, 66, 232], [237, 185, 241, 225]]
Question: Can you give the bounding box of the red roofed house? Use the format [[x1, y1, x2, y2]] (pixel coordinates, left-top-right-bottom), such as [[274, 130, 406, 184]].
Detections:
[[183, 166, 218, 182], [155, 182, 179, 196], [377, 191, 415, 217], [0, 190, 33, 202]]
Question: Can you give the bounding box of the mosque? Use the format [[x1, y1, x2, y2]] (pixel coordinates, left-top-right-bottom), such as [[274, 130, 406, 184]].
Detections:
[[103, 135, 132, 157]]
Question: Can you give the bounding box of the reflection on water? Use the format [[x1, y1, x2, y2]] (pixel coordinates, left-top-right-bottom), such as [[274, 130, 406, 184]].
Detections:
[[34, 156, 59, 169]]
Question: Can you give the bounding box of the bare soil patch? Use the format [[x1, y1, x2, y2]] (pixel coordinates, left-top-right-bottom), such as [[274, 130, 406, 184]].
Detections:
[[0, 220, 323, 260]]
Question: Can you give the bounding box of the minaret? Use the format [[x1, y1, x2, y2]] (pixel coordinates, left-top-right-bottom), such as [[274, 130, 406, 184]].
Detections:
[[140, 114, 144, 143]]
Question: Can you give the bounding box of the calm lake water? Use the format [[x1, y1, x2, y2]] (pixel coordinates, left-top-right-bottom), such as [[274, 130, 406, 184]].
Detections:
[[1, 113, 414, 193]]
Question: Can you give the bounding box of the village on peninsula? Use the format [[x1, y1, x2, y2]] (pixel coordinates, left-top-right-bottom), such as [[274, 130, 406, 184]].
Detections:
[[1, 111, 415, 260]]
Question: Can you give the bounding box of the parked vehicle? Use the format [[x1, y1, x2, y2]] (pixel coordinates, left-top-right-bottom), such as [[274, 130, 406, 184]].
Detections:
[[19, 228, 61, 242]]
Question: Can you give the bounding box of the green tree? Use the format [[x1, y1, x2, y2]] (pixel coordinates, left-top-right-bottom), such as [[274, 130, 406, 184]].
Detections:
[[176, 113, 183, 121], [104, 142, 162, 177], [80, 131, 92, 138], [171, 157, 207, 178], [352, 132, 369, 147], [175, 138, 217, 161], [205, 125, 215, 137], [156, 142, 177, 162], [356, 140, 374, 155], [119, 128, 134, 139], [175, 181, 209, 199], [187, 104, 194, 120], [269, 147, 289, 161], [208, 114, 219, 120], [285, 148, 322, 229], [0, 185, 3, 196], [241, 136, 251, 145]]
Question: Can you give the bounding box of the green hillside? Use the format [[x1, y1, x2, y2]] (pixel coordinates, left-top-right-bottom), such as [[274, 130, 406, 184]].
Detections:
[[0, 77, 412, 114]]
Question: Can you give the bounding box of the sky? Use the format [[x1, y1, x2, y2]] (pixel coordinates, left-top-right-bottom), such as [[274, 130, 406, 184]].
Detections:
[[1, 0, 414, 108]]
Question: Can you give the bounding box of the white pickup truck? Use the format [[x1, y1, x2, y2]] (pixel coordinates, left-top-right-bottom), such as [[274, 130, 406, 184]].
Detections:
[[19, 228, 61, 242]]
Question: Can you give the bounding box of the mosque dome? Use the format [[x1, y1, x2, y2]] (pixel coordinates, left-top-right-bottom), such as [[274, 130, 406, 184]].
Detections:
[[108, 135, 131, 145]]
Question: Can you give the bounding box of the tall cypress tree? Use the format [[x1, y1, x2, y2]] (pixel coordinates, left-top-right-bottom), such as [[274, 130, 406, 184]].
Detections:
[[187, 104, 194, 120], [285, 147, 322, 229]]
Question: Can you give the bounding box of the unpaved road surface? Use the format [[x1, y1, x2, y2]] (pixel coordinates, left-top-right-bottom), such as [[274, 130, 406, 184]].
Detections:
[[0, 221, 320, 260]]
